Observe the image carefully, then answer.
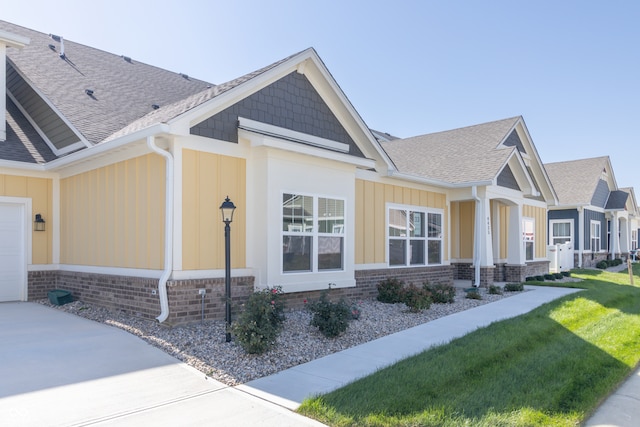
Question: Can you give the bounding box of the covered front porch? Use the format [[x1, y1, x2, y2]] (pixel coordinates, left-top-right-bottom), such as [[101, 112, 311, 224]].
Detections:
[[450, 187, 549, 286]]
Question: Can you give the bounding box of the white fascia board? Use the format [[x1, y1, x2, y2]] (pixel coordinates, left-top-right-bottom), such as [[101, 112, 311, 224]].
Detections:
[[300, 52, 396, 170], [499, 150, 538, 197], [45, 123, 171, 173], [239, 127, 375, 169], [0, 159, 46, 171], [239, 116, 350, 152], [0, 30, 30, 48], [513, 118, 559, 204]]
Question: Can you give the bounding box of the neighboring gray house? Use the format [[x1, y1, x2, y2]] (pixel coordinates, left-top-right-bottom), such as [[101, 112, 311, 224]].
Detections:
[[545, 156, 632, 267]]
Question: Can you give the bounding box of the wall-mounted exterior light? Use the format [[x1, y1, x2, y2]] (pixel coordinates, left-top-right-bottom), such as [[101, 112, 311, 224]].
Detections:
[[34, 214, 46, 231]]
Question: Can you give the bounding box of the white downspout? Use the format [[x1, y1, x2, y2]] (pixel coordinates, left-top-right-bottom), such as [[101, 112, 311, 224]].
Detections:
[[147, 136, 173, 323], [472, 185, 481, 287]]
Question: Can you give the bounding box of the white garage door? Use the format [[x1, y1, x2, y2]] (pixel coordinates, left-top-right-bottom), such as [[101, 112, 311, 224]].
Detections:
[[0, 203, 26, 302]]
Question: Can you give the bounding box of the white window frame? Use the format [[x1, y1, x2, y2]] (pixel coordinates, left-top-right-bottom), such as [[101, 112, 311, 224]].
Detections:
[[632, 229, 637, 251], [549, 219, 573, 248], [590, 220, 602, 252], [523, 217, 535, 261], [281, 192, 345, 274], [386, 204, 443, 267]]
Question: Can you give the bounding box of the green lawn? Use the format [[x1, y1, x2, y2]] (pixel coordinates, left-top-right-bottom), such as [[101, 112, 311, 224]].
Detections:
[[298, 266, 640, 427]]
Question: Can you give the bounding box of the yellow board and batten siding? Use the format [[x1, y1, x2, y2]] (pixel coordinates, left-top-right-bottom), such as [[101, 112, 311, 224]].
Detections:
[[181, 149, 246, 270], [450, 201, 546, 261], [355, 179, 448, 265], [0, 174, 53, 264], [59, 154, 165, 269], [523, 204, 547, 259]]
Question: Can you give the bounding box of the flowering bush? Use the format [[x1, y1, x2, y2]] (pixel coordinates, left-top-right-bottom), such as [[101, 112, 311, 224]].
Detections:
[[231, 286, 285, 354], [351, 301, 362, 320]]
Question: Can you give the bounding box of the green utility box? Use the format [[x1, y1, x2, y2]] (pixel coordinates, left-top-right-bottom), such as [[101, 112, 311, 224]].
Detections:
[[48, 289, 73, 306]]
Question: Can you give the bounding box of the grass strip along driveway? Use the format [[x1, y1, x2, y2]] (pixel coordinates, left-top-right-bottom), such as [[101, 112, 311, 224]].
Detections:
[[298, 267, 640, 426]]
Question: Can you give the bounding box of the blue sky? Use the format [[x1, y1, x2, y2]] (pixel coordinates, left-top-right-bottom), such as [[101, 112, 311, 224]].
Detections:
[[5, 1, 640, 194]]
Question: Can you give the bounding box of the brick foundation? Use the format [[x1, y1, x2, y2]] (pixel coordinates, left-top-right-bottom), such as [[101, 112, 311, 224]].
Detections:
[[581, 253, 609, 268], [27, 265, 454, 325], [27, 270, 255, 326]]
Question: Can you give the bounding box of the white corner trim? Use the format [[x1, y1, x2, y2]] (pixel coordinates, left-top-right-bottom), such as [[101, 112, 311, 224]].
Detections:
[[238, 117, 350, 153]]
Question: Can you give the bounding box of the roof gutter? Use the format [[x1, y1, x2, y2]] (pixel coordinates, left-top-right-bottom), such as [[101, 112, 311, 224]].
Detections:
[[45, 123, 171, 171], [146, 135, 174, 323]]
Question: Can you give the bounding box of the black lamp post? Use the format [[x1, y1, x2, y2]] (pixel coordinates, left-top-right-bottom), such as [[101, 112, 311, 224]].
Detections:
[[219, 196, 236, 342]]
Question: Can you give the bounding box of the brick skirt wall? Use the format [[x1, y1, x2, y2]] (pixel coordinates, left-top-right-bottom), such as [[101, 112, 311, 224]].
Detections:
[[27, 270, 254, 325], [27, 266, 453, 325], [581, 253, 609, 268]]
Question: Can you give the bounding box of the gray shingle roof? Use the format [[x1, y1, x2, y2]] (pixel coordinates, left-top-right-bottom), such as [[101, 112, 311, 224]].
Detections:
[[1, 20, 213, 145], [544, 156, 610, 205], [104, 50, 307, 142], [379, 117, 520, 184]]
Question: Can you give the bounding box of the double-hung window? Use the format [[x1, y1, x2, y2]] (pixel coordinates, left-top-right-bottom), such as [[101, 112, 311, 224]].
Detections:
[[388, 206, 442, 266], [523, 218, 535, 261], [590, 220, 601, 252], [282, 193, 344, 273]]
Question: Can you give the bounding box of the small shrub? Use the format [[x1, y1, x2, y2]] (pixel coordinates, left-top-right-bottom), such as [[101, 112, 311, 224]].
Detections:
[[465, 289, 482, 300], [525, 276, 535, 282], [307, 290, 351, 338], [231, 286, 285, 354], [596, 260, 609, 269], [504, 282, 524, 292], [488, 284, 503, 295], [401, 283, 432, 312], [554, 273, 564, 280], [544, 273, 556, 281], [377, 278, 405, 304], [561, 271, 571, 277], [424, 283, 456, 304], [350, 302, 362, 320], [614, 258, 623, 266], [535, 275, 545, 281]]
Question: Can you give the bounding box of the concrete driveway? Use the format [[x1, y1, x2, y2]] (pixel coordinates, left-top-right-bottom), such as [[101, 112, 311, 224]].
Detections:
[[0, 302, 324, 426]]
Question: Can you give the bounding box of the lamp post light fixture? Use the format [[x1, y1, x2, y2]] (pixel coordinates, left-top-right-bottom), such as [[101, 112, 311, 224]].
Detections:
[[219, 196, 236, 342]]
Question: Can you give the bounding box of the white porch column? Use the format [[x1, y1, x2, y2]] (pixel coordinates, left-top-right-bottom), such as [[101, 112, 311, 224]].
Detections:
[[476, 195, 494, 267], [610, 214, 620, 257], [507, 204, 524, 265], [577, 207, 584, 268], [491, 201, 500, 261], [620, 218, 629, 255]]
